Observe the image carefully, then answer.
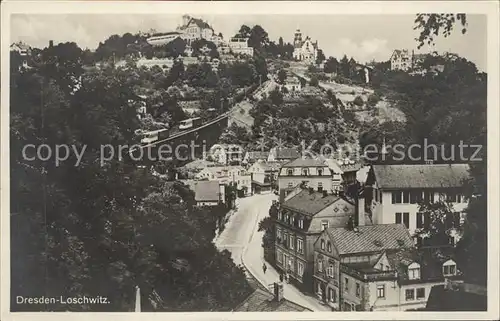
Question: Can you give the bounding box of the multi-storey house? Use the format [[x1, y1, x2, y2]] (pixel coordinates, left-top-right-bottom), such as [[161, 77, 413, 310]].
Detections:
[[209, 144, 245, 165], [243, 151, 270, 166], [313, 224, 413, 311], [365, 164, 469, 243], [390, 49, 412, 71], [247, 160, 281, 193], [292, 29, 318, 63], [278, 158, 333, 193], [195, 166, 251, 196], [268, 147, 300, 163], [176, 15, 214, 45], [275, 187, 356, 291], [228, 37, 254, 56]]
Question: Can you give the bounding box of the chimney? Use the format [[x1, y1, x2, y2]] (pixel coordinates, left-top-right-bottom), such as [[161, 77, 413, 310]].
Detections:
[[49, 40, 54, 48], [273, 282, 284, 302], [279, 189, 286, 203]]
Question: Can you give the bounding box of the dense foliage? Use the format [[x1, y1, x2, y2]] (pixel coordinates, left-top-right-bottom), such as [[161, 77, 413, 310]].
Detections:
[[10, 41, 252, 312]]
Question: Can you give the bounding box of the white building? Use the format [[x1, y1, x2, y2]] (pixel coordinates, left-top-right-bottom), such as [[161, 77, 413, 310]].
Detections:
[[195, 166, 251, 196], [292, 29, 318, 63], [365, 164, 470, 243], [278, 158, 334, 193], [146, 32, 184, 46], [228, 37, 254, 56], [176, 15, 214, 45], [209, 144, 245, 165]]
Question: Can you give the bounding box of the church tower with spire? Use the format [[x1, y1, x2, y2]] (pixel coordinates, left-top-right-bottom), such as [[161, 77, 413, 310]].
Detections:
[[293, 29, 303, 48]]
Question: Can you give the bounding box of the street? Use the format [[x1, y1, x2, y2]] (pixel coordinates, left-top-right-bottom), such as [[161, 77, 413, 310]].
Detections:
[[214, 193, 331, 311]]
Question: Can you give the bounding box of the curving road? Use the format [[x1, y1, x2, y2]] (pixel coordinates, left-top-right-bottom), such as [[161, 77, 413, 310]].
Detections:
[[214, 193, 331, 311]]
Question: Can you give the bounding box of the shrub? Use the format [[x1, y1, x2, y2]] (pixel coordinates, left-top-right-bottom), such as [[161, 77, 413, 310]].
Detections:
[[353, 96, 364, 107], [367, 93, 381, 107], [309, 76, 319, 87]]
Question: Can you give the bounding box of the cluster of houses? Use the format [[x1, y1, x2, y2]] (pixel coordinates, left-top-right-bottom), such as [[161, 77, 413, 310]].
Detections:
[[272, 158, 470, 311], [390, 49, 445, 76]]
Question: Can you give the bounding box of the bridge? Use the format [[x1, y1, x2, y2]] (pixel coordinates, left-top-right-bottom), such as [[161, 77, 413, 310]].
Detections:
[[129, 101, 252, 169]]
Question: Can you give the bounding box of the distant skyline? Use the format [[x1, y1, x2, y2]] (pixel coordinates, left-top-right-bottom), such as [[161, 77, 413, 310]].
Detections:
[[11, 14, 487, 71]]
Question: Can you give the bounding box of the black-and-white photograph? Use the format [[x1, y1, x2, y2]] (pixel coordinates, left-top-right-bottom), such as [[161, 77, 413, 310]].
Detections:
[[2, 1, 498, 318]]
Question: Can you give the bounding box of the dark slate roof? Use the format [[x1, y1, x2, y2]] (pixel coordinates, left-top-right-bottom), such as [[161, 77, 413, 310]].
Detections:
[[234, 288, 311, 312], [282, 189, 345, 216], [246, 151, 270, 161], [426, 284, 487, 311], [388, 246, 457, 283], [273, 148, 300, 160], [282, 158, 328, 168], [327, 224, 413, 255], [372, 164, 470, 189], [193, 181, 220, 202], [187, 18, 213, 31], [261, 162, 282, 171]]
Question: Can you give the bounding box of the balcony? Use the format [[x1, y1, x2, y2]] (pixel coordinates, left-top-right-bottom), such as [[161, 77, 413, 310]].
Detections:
[[341, 264, 398, 281]]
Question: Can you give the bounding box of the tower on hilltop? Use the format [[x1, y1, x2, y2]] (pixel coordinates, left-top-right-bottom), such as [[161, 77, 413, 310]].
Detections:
[[293, 29, 303, 48]]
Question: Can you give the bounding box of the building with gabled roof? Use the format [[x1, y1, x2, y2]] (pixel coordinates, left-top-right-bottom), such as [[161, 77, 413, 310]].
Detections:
[[234, 282, 312, 312], [275, 186, 356, 292], [312, 224, 457, 311], [193, 180, 222, 206], [278, 158, 335, 194], [292, 29, 318, 63], [365, 164, 470, 239]]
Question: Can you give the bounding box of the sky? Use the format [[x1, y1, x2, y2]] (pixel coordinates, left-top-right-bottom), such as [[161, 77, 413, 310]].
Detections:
[[11, 14, 487, 71]]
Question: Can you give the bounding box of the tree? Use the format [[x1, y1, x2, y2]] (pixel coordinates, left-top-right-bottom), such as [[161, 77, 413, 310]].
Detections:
[[259, 202, 279, 265], [309, 76, 319, 87], [414, 201, 459, 247], [414, 14, 467, 49], [316, 49, 326, 65], [277, 69, 287, 84], [353, 95, 364, 107], [10, 42, 253, 312], [339, 55, 350, 78], [324, 56, 339, 74]]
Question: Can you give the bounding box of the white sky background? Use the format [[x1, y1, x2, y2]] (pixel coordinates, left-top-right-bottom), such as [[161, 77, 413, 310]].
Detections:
[[11, 14, 487, 71]]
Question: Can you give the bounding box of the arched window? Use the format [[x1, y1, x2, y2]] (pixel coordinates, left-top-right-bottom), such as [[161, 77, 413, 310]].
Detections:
[[327, 241, 332, 252]]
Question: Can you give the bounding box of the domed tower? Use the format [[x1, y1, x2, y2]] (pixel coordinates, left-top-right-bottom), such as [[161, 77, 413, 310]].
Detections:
[[293, 29, 303, 48]]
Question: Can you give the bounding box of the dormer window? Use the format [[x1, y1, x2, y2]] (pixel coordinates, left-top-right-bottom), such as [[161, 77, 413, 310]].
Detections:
[[408, 262, 421, 280], [287, 169, 293, 176], [302, 168, 309, 176], [318, 169, 323, 176], [443, 260, 457, 276]]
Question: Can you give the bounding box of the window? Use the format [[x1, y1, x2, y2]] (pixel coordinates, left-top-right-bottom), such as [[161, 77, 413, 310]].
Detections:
[[277, 250, 283, 263], [298, 219, 304, 229], [403, 191, 410, 203], [297, 261, 304, 276], [392, 191, 402, 204], [443, 264, 457, 276], [278, 211, 282, 220], [289, 235, 295, 250], [318, 259, 323, 272], [318, 169, 323, 176], [416, 288, 425, 299], [424, 190, 435, 203], [379, 263, 384, 271], [403, 212, 410, 229], [344, 278, 349, 292], [395, 212, 402, 224], [328, 288, 336, 302], [376, 285, 385, 298], [416, 212, 424, 229], [410, 190, 422, 204], [321, 239, 325, 250], [302, 168, 309, 176], [276, 228, 282, 241], [318, 182, 323, 192], [297, 239, 304, 253], [327, 241, 332, 252], [356, 283, 361, 297], [321, 221, 329, 231], [374, 188, 379, 202], [409, 267, 421, 280], [285, 214, 289, 224], [327, 264, 334, 278], [287, 169, 293, 176], [405, 289, 415, 301]]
